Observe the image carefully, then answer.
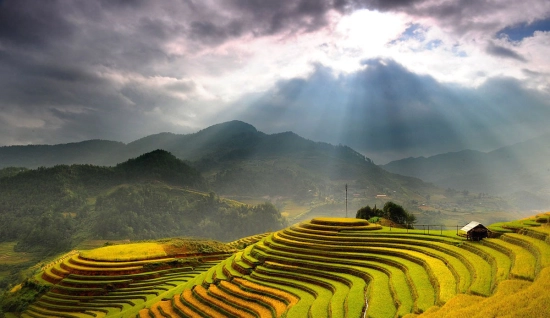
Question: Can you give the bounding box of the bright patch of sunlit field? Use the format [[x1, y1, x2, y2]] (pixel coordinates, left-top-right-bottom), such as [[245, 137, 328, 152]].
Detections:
[[75, 239, 132, 250], [80, 242, 167, 261]]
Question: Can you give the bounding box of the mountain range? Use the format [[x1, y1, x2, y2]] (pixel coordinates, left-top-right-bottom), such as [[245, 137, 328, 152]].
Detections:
[[383, 133, 550, 209], [1, 120, 544, 218], [0, 120, 433, 200]]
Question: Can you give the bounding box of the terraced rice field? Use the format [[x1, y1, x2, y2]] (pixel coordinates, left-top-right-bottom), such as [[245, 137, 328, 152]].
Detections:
[[21, 252, 231, 318], [137, 217, 550, 317], [227, 233, 272, 250], [18, 216, 550, 317]]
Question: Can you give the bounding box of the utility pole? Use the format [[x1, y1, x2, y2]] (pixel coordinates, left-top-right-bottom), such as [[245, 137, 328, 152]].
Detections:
[[345, 184, 348, 218]]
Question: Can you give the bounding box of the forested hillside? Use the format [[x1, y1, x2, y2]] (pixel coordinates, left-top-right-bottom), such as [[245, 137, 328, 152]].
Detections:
[[0, 150, 286, 256]]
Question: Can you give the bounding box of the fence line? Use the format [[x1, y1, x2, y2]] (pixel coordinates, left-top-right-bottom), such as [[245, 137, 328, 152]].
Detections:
[[389, 224, 467, 235]]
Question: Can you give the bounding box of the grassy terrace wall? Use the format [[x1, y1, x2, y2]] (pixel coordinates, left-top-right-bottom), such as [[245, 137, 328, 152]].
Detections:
[[140, 217, 550, 318]]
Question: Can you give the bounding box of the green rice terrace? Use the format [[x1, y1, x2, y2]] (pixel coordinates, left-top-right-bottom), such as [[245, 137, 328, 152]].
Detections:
[[5, 213, 550, 317]]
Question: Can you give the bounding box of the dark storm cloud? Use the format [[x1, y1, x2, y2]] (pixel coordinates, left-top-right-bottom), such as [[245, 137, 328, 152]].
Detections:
[[230, 59, 550, 163], [0, 0, 74, 48], [486, 43, 527, 62], [0, 0, 197, 145]]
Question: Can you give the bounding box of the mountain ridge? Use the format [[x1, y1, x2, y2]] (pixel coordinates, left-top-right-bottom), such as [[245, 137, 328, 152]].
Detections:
[[383, 132, 550, 208]]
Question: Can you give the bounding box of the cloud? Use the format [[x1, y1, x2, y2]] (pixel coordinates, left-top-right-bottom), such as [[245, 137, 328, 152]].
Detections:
[[0, 0, 74, 48], [497, 17, 550, 41], [229, 59, 550, 163], [0, 0, 549, 161], [486, 42, 527, 61]]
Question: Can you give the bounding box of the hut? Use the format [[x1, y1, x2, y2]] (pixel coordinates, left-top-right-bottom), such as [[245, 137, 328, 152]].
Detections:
[[459, 221, 489, 241]]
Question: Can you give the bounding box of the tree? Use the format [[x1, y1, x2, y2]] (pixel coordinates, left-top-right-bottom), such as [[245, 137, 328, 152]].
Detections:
[[356, 205, 382, 220], [356, 205, 373, 219], [382, 201, 417, 227]]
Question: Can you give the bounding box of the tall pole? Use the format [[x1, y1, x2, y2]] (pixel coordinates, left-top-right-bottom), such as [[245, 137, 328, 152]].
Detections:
[[345, 184, 348, 218]]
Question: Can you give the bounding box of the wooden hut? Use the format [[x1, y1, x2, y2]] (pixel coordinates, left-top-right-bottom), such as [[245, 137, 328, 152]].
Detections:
[[459, 221, 489, 241]]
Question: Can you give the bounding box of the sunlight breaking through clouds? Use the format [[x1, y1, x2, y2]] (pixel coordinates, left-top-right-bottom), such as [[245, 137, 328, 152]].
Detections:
[[0, 0, 549, 162]]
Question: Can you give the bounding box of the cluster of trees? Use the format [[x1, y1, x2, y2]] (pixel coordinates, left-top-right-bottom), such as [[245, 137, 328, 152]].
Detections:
[[356, 201, 417, 227]]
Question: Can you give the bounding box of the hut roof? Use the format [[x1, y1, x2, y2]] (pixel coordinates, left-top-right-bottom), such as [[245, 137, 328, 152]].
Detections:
[[460, 221, 487, 232]]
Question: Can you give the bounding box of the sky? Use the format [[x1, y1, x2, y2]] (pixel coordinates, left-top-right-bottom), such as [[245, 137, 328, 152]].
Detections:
[[1, 0, 550, 164]]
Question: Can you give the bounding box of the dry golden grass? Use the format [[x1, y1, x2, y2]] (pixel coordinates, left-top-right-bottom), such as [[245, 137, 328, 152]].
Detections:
[[220, 280, 288, 316], [194, 285, 254, 318], [233, 277, 299, 308], [137, 308, 149, 318], [173, 293, 202, 318], [148, 302, 164, 318], [311, 217, 370, 226], [417, 294, 484, 318], [209, 284, 272, 317], [418, 267, 550, 318], [505, 233, 550, 268], [155, 300, 178, 317], [182, 289, 227, 317], [485, 239, 536, 280]]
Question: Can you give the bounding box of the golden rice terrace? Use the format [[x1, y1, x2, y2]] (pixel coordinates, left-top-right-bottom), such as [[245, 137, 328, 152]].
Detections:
[[21, 215, 550, 317]]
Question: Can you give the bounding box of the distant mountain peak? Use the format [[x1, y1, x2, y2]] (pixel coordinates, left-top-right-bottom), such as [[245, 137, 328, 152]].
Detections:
[[115, 149, 204, 187], [117, 149, 180, 167], [195, 120, 257, 136]]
